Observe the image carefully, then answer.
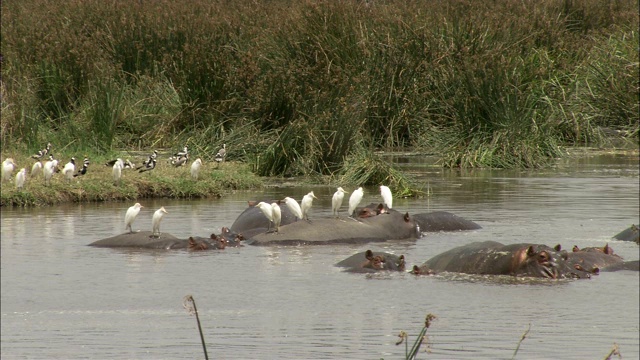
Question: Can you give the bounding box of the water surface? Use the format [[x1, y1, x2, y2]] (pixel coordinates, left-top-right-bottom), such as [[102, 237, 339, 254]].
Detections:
[[2, 153, 639, 359]]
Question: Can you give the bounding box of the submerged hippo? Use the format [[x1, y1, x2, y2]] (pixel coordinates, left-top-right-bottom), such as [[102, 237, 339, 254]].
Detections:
[[230, 202, 480, 246], [412, 241, 590, 279], [566, 244, 624, 273], [89, 231, 225, 250], [336, 250, 406, 273], [613, 224, 639, 244]]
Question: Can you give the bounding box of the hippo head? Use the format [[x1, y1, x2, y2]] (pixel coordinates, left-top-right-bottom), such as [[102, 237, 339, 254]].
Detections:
[[513, 244, 590, 279], [364, 250, 385, 270], [188, 236, 209, 251]]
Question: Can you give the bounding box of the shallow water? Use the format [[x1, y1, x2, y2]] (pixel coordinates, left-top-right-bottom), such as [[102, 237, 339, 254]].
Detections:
[[1, 153, 639, 359]]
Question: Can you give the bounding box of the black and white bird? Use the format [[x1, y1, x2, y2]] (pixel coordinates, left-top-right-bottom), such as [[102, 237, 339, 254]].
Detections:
[[174, 146, 188, 158], [31, 142, 52, 160], [136, 150, 158, 170], [138, 158, 156, 173], [171, 155, 189, 167], [74, 157, 90, 177], [62, 157, 76, 182], [214, 144, 226, 164]]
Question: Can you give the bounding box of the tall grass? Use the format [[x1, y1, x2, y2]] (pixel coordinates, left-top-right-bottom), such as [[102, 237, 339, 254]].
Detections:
[[1, 0, 638, 174]]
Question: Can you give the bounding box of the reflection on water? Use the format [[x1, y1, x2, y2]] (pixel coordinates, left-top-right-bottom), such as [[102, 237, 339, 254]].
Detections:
[[1, 153, 638, 359]]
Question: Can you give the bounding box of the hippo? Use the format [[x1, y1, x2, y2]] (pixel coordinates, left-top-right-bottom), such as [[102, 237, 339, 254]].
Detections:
[[230, 202, 480, 245], [89, 231, 224, 250], [411, 241, 591, 279], [601, 260, 640, 272], [613, 224, 639, 244], [566, 244, 624, 273], [335, 250, 406, 273]]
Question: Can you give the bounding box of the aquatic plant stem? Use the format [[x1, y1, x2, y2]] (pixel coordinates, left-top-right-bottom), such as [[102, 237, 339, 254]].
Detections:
[[183, 295, 209, 360], [511, 323, 531, 359]]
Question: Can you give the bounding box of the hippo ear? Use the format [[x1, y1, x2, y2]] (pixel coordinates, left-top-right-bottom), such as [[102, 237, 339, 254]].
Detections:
[[554, 244, 562, 251], [210, 233, 216, 240], [365, 250, 374, 260], [572, 245, 580, 252], [603, 243, 613, 255], [526, 246, 536, 257], [404, 212, 410, 222], [412, 265, 421, 274], [247, 201, 257, 207]]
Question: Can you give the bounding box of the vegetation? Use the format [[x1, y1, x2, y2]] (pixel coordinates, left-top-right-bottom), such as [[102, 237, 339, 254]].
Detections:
[[0, 153, 262, 207], [1, 0, 638, 194]]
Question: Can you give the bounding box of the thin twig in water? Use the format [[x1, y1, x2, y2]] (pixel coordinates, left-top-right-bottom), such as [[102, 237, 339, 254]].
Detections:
[[183, 295, 209, 360], [511, 323, 531, 359], [404, 313, 436, 360], [604, 342, 622, 360]]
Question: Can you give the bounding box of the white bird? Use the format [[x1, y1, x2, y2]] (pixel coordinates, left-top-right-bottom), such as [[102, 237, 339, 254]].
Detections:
[[300, 191, 318, 221], [43, 157, 59, 185], [112, 161, 123, 184], [271, 202, 282, 232], [190, 158, 202, 180], [152, 206, 168, 237], [380, 185, 393, 209], [255, 201, 274, 232], [332, 187, 348, 217], [348, 187, 364, 217], [15, 168, 26, 190], [215, 144, 226, 164], [2, 158, 16, 182], [283, 196, 303, 220], [31, 161, 43, 178], [125, 203, 144, 233], [62, 157, 76, 182]]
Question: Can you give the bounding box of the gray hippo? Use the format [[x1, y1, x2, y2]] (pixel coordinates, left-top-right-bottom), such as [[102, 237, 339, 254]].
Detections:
[[88, 231, 226, 251], [411, 241, 591, 279], [230, 202, 481, 245], [613, 224, 639, 244], [335, 250, 406, 273], [566, 244, 625, 274]]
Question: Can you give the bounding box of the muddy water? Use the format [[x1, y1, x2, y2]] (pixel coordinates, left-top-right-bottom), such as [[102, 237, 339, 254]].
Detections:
[[1, 153, 638, 359]]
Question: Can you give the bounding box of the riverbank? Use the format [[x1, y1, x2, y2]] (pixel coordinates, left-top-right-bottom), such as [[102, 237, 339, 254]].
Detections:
[[0, 153, 263, 207]]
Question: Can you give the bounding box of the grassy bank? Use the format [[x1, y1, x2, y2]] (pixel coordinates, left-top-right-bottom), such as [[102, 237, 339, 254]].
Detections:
[[0, 153, 263, 207], [1, 0, 638, 175]]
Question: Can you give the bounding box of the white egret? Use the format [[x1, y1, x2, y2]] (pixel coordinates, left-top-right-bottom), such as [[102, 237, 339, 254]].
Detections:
[[15, 168, 26, 190], [300, 191, 318, 221], [332, 187, 348, 217], [348, 187, 364, 217], [2, 158, 16, 182], [125, 203, 144, 233], [112, 161, 123, 184], [284, 196, 303, 221], [43, 157, 58, 185], [190, 158, 202, 180], [380, 185, 393, 209], [255, 201, 274, 232], [152, 206, 168, 237], [31, 161, 43, 178], [271, 202, 282, 232], [62, 157, 76, 182]]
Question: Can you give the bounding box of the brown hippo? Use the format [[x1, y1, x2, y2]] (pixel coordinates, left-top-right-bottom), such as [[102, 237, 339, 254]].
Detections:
[[336, 250, 406, 273], [566, 244, 624, 273], [411, 241, 591, 279]]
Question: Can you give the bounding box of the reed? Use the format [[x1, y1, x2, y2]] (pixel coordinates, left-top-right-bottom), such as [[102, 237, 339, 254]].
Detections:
[[1, 0, 637, 172]]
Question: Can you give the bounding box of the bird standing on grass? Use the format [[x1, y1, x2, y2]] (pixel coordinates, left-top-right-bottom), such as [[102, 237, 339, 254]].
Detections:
[[271, 202, 282, 232], [112, 160, 123, 184], [62, 157, 76, 182], [15, 168, 26, 190], [190, 158, 202, 180], [152, 207, 168, 237], [139, 158, 156, 173], [137, 150, 158, 170], [380, 185, 393, 210], [2, 158, 16, 182], [300, 191, 318, 221], [284, 197, 303, 221], [43, 156, 59, 185], [31, 142, 52, 160], [74, 157, 89, 177], [125, 203, 143, 233], [255, 201, 275, 232], [332, 187, 348, 217], [31, 161, 43, 178], [348, 187, 364, 217], [215, 144, 227, 164]]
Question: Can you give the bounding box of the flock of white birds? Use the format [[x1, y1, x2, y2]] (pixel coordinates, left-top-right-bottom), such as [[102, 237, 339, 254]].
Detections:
[[1, 143, 227, 190]]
